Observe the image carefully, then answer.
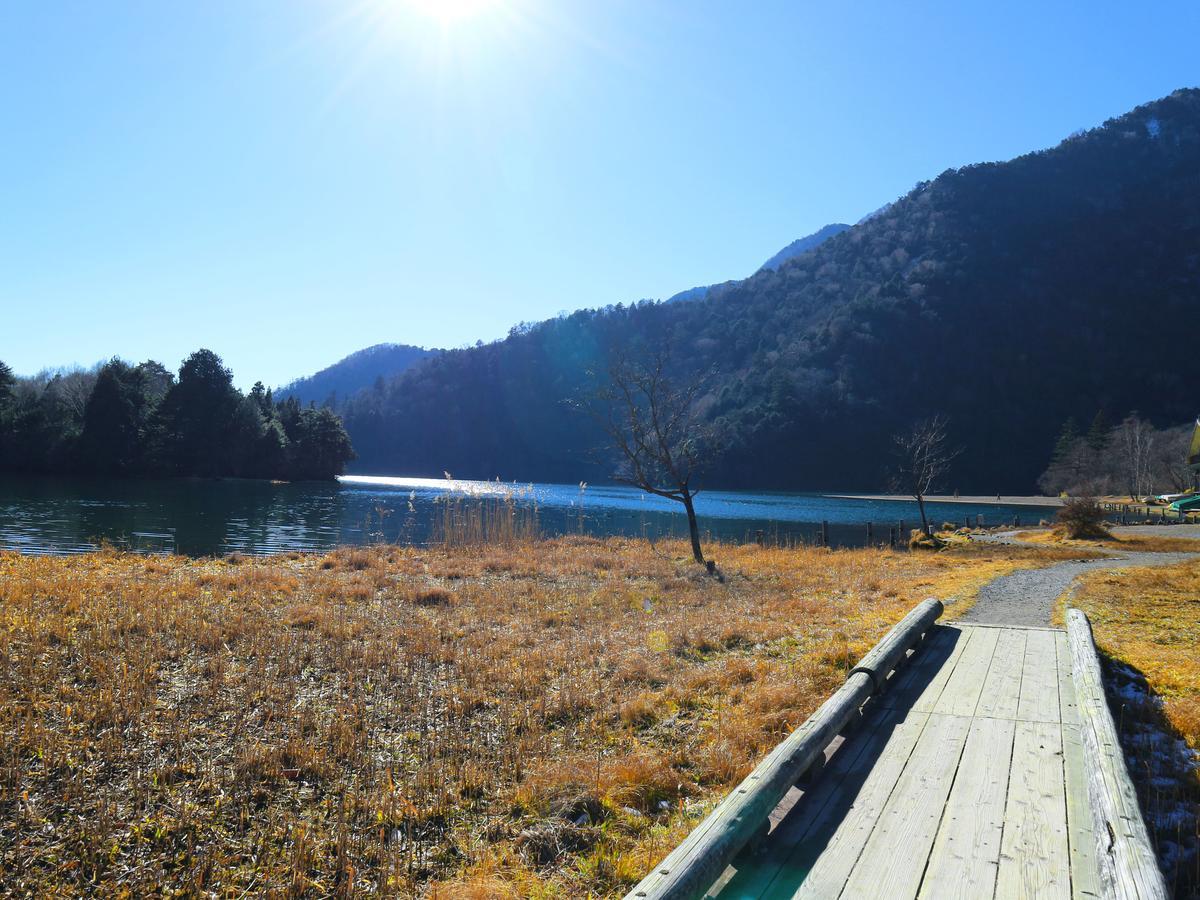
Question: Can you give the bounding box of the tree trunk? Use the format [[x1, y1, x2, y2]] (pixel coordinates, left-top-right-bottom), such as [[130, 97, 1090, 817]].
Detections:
[[681, 491, 705, 564], [916, 493, 931, 536]]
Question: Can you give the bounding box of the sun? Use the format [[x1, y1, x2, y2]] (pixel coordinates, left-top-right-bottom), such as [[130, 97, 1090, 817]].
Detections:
[[404, 0, 498, 24]]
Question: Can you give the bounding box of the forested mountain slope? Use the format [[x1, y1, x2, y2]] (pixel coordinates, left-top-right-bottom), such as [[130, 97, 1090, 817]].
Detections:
[[342, 89, 1200, 492], [757, 223, 851, 272], [665, 223, 850, 304], [278, 343, 437, 408]]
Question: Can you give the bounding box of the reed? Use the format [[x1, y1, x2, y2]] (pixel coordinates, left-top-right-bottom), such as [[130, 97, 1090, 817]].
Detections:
[[0, 537, 1087, 896], [433, 483, 541, 548]]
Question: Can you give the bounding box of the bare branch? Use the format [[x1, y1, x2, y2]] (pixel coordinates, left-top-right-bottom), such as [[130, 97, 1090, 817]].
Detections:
[[572, 348, 724, 564]]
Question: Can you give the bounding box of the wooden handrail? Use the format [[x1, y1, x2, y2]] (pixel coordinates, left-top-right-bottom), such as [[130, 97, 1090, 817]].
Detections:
[[1067, 609, 1168, 900], [625, 598, 944, 900]]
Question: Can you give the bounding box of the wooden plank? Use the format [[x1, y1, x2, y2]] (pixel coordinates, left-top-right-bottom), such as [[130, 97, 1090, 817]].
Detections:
[[1054, 631, 1079, 727], [876, 625, 965, 711], [933, 625, 1000, 717], [874, 625, 973, 714], [976, 627, 1028, 720], [911, 626, 974, 713], [838, 713, 973, 899], [716, 627, 970, 896], [710, 709, 910, 898], [995, 720, 1070, 900], [1067, 610, 1167, 900], [1061, 723, 1101, 899], [944, 621, 1064, 633], [776, 710, 933, 899], [1016, 629, 1061, 724], [918, 715, 1017, 899], [625, 598, 944, 900]]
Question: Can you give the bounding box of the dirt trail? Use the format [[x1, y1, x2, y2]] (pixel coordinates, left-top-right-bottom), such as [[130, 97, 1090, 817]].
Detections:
[[957, 531, 1200, 627]]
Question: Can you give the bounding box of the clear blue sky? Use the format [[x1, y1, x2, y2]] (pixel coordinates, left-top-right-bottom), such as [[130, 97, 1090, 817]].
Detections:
[[3, 1, 1198, 388]]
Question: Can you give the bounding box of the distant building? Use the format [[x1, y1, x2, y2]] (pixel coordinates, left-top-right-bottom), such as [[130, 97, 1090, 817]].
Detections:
[[1189, 418, 1200, 489]]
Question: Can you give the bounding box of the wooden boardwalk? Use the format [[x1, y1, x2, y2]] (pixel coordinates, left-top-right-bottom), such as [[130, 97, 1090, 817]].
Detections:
[[707, 622, 1099, 899], [629, 604, 1167, 900]]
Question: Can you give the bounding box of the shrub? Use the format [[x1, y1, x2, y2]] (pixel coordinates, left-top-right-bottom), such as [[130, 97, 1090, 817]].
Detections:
[[1057, 496, 1111, 539], [909, 529, 944, 550], [412, 586, 454, 607]]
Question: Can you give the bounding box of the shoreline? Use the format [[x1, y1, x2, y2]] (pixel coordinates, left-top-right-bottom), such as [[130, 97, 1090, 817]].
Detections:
[[825, 493, 1063, 507]]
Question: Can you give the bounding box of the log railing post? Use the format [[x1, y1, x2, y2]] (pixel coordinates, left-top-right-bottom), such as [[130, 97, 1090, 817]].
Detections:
[[1067, 610, 1168, 900]]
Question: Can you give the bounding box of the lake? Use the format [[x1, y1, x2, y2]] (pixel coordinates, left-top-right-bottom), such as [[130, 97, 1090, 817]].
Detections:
[[0, 474, 1059, 556]]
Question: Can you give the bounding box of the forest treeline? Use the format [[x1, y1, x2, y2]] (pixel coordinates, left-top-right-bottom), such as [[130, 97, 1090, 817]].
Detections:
[[0, 350, 354, 481], [333, 89, 1200, 493], [1039, 412, 1195, 498]]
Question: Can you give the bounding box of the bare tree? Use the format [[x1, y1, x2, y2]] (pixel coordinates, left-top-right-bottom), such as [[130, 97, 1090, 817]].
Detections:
[[1113, 413, 1156, 500], [892, 415, 961, 537], [42, 368, 99, 421], [583, 353, 722, 566], [1037, 415, 1196, 497], [1148, 423, 1194, 493]]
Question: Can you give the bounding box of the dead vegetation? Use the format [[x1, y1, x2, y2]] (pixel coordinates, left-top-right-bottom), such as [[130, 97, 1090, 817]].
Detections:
[[0, 536, 1091, 896], [1015, 528, 1200, 554], [1060, 560, 1200, 895]]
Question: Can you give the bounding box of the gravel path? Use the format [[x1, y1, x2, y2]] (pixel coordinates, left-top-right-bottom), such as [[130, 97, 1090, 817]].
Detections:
[[957, 532, 1200, 627]]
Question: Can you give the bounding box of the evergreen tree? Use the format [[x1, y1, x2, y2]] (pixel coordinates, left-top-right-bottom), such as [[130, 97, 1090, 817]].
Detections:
[[78, 360, 149, 474], [135, 361, 174, 404], [0, 360, 14, 467], [0, 351, 354, 481], [0, 360, 13, 410], [228, 395, 269, 478], [153, 349, 241, 476], [1052, 417, 1079, 462], [1086, 410, 1111, 453], [286, 407, 355, 480], [256, 418, 289, 477], [249, 381, 272, 417]]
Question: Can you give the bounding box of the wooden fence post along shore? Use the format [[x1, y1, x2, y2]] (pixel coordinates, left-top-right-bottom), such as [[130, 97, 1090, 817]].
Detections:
[[624, 599, 944, 900]]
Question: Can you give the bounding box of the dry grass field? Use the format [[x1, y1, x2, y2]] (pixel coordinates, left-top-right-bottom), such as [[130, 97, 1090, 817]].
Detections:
[[1058, 560, 1200, 895], [1015, 528, 1200, 554], [0, 537, 1098, 897]]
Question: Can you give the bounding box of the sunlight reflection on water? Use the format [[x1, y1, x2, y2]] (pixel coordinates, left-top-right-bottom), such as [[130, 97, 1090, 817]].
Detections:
[[1, 474, 1058, 557]]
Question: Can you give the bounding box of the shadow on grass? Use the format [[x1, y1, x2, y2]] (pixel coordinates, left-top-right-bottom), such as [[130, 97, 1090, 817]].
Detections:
[[1102, 654, 1200, 899]]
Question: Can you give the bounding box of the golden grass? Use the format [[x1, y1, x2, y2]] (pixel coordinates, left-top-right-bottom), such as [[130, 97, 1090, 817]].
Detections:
[[1015, 528, 1200, 554], [0, 537, 1091, 896], [1056, 560, 1200, 754], [1057, 559, 1200, 892]]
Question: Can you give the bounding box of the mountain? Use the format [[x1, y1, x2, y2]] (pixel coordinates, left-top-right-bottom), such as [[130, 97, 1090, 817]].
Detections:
[[665, 223, 849, 303], [664, 284, 718, 304], [339, 89, 1200, 493], [278, 343, 437, 408], [757, 223, 851, 272]]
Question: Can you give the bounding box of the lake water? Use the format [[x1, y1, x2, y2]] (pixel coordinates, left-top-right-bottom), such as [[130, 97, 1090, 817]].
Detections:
[[0, 474, 1058, 556]]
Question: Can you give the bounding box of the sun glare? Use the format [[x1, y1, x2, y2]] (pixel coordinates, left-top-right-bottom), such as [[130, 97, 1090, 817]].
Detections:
[[405, 0, 497, 24]]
